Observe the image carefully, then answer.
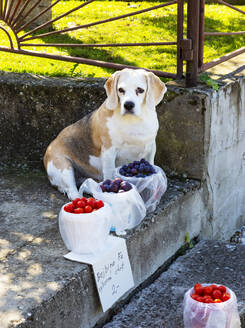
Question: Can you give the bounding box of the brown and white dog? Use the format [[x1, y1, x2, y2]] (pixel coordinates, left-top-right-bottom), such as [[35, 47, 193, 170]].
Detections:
[[43, 68, 167, 200]]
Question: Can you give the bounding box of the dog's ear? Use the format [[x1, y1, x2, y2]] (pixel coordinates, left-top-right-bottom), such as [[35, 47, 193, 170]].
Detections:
[[104, 71, 120, 110], [145, 72, 167, 110]]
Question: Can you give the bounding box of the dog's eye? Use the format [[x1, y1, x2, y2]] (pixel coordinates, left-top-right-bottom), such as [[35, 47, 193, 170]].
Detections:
[[136, 87, 145, 94], [118, 88, 125, 94]]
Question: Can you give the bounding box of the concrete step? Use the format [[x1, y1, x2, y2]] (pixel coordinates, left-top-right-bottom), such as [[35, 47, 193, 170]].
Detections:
[[103, 240, 245, 328], [0, 170, 204, 328]]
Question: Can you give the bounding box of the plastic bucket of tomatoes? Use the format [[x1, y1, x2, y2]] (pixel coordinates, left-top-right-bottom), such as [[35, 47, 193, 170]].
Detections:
[[114, 158, 167, 213], [183, 283, 241, 328], [59, 197, 112, 255]]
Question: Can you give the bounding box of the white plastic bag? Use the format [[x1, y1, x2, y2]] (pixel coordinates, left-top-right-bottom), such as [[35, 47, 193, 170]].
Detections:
[[183, 285, 241, 328], [79, 178, 146, 235], [59, 202, 112, 255], [114, 165, 167, 212]]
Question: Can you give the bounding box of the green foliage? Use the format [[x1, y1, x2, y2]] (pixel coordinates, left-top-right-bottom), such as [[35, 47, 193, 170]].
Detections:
[[0, 1, 244, 78], [185, 232, 194, 249], [199, 73, 219, 91]]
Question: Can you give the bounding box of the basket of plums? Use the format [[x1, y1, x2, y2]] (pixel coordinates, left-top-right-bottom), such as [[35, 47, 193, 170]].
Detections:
[[79, 177, 146, 235], [183, 283, 241, 328], [59, 196, 112, 254], [114, 158, 167, 212]]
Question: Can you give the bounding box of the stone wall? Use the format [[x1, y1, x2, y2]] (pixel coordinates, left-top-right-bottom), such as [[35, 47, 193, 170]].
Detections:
[[202, 78, 245, 239]]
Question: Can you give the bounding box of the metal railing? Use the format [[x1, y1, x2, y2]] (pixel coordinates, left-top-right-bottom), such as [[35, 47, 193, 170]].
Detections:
[[186, 0, 245, 86], [0, 0, 244, 87]]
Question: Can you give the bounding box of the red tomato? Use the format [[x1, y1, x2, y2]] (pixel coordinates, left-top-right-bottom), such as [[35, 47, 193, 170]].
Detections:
[[213, 299, 222, 303], [76, 200, 86, 208], [95, 200, 104, 209], [191, 294, 199, 301], [84, 205, 93, 213], [194, 283, 204, 296], [80, 197, 87, 204], [203, 296, 213, 303], [72, 198, 80, 207], [196, 296, 204, 302], [212, 289, 222, 300], [74, 207, 84, 214], [64, 203, 75, 213], [203, 286, 213, 296], [221, 293, 231, 302], [87, 198, 96, 208], [218, 285, 227, 294], [210, 284, 218, 290]]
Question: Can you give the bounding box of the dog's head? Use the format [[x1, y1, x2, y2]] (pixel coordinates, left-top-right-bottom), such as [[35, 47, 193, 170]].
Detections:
[[104, 68, 167, 116]]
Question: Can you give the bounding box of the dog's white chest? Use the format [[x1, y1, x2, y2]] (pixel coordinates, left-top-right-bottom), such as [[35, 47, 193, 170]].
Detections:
[[106, 111, 158, 164]]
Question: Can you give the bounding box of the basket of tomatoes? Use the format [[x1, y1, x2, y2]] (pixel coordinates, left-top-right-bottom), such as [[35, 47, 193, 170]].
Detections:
[[59, 196, 112, 255], [183, 283, 241, 328]]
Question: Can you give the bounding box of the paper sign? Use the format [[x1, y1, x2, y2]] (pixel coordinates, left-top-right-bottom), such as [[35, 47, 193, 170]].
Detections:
[[64, 236, 134, 312]]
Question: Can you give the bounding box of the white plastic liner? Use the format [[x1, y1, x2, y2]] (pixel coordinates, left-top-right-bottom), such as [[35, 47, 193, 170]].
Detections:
[[183, 285, 241, 328], [59, 202, 112, 255], [114, 165, 167, 212], [79, 178, 146, 235]]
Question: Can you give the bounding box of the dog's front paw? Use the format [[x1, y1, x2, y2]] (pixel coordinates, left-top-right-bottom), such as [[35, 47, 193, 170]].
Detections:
[[67, 189, 80, 200], [103, 172, 114, 180]]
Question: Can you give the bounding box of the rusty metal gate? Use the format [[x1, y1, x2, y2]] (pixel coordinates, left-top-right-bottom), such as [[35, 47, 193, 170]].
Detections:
[[0, 0, 244, 86]]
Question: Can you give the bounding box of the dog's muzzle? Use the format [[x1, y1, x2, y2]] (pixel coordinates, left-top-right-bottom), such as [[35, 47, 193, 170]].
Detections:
[[124, 101, 135, 113]]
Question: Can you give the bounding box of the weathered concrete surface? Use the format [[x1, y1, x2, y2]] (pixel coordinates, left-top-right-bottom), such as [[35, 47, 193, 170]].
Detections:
[[103, 240, 245, 328], [202, 74, 245, 240], [0, 73, 106, 170], [155, 89, 205, 178], [0, 170, 204, 328]]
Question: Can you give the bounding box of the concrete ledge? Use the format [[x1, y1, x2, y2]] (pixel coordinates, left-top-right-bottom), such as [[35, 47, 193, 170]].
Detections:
[[104, 240, 245, 328], [0, 171, 204, 328]]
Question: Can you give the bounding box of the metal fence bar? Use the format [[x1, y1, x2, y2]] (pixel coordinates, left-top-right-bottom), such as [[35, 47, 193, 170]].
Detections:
[[3, 0, 10, 18], [8, 0, 23, 25], [0, 26, 13, 48], [205, 31, 245, 36], [0, 0, 3, 17], [11, 0, 32, 27], [14, 0, 61, 30], [5, 0, 13, 22], [20, 42, 177, 48], [216, 0, 245, 15], [201, 46, 245, 71], [18, 0, 95, 36], [186, 0, 200, 87], [14, 0, 43, 30], [0, 45, 177, 78], [176, 0, 184, 78], [198, 0, 205, 69], [20, 1, 177, 42]]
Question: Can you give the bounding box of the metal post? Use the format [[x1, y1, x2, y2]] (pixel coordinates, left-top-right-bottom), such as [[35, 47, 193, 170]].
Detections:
[[199, 0, 205, 69], [186, 0, 200, 87], [177, 0, 184, 79]]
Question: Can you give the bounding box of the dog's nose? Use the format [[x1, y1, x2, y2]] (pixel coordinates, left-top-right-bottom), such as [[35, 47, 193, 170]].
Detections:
[[124, 101, 135, 112]]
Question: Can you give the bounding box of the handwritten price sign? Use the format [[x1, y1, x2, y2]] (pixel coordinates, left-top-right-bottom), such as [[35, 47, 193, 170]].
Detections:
[[92, 237, 134, 312], [64, 236, 134, 312]]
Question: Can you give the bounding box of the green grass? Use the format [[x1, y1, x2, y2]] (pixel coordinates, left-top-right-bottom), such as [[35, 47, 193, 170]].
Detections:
[[0, 1, 244, 78]]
